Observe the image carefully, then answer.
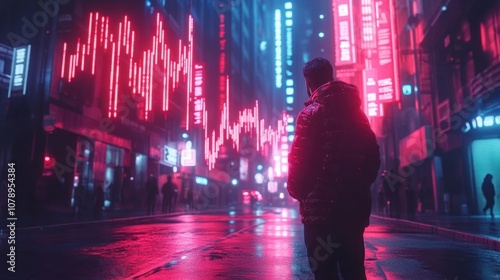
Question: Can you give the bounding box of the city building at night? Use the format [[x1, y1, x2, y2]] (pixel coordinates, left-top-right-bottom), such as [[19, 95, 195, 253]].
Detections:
[[381, 0, 500, 216]]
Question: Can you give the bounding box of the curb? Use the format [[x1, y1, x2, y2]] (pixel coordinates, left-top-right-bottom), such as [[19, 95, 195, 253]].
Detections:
[[16, 208, 230, 231], [371, 215, 500, 252]]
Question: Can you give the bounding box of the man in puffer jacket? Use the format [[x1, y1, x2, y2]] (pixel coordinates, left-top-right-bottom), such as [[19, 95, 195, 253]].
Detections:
[[287, 57, 381, 280]]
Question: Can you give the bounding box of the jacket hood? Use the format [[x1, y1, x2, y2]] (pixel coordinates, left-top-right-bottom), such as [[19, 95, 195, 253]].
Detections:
[[304, 80, 361, 109]]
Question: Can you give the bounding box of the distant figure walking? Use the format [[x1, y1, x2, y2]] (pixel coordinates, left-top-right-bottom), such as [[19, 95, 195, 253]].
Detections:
[[187, 188, 194, 211], [406, 185, 417, 221], [146, 175, 158, 215], [161, 175, 175, 213], [482, 174, 496, 218], [93, 184, 104, 218]]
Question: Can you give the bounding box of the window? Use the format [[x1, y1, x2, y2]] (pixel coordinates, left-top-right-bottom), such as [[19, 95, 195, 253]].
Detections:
[[480, 7, 500, 64]]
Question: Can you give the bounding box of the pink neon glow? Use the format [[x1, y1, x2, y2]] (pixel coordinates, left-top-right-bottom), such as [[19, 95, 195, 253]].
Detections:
[[108, 42, 115, 118], [100, 17, 104, 45], [61, 42, 67, 78], [104, 17, 109, 50], [75, 38, 80, 67], [59, 12, 287, 171], [81, 44, 86, 71], [92, 13, 99, 75]]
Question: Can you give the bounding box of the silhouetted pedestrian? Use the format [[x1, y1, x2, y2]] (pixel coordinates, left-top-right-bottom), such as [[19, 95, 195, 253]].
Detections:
[[187, 187, 194, 211], [287, 58, 380, 280], [161, 175, 175, 213], [145, 175, 158, 215], [406, 185, 417, 220], [93, 184, 104, 218], [482, 174, 496, 218]]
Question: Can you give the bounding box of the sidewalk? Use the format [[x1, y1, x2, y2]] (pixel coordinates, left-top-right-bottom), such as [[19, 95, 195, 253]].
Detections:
[[372, 212, 500, 251]]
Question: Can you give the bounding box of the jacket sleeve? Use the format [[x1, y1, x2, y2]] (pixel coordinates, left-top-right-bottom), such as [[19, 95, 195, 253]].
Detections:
[[365, 129, 381, 184], [287, 107, 318, 201]]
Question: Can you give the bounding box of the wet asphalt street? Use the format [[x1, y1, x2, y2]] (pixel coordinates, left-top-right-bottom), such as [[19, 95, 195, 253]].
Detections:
[[2, 206, 500, 280]]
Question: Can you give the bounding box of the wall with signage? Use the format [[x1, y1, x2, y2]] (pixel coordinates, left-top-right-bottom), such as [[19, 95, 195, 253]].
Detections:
[[332, 0, 400, 117]]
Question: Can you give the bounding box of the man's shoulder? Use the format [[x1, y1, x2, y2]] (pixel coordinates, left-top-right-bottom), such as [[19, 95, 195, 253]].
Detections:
[[300, 102, 321, 117]]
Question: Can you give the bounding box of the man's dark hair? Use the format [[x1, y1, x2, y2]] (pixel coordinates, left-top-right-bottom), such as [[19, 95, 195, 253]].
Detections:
[[303, 57, 334, 87]]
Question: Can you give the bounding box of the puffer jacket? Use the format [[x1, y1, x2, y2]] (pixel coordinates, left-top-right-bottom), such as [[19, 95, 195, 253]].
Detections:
[[287, 80, 381, 228]]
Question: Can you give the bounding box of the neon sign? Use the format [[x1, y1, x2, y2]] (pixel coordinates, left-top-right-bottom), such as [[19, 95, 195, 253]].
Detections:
[[8, 45, 31, 97], [375, 0, 399, 102], [333, 0, 355, 65], [275, 9, 282, 88], [193, 64, 205, 126], [60, 13, 194, 121]]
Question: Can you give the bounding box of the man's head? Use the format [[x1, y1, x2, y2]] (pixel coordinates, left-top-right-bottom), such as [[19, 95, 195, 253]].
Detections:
[[303, 57, 334, 96]]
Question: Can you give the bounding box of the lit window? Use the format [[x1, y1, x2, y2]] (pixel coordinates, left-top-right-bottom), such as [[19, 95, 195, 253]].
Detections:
[[286, 88, 294, 95], [285, 19, 293, 26], [284, 2, 292, 9], [286, 79, 294, 86], [286, 96, 294, 104]]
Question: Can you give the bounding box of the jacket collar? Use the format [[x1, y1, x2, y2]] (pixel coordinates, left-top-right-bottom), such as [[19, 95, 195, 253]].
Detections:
[[304, 80, 335, 106]]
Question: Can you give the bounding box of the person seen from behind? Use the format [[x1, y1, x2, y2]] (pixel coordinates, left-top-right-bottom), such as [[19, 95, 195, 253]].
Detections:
[[287, 57, 381, 280]]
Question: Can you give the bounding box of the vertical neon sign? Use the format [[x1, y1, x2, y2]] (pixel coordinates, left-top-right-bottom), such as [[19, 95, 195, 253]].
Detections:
[[274, 9, 282, 88], [60, 13, 193, 121], [333, 0, 356, 65], [193, 64, 205, 126], [219, 14, 227, 114]]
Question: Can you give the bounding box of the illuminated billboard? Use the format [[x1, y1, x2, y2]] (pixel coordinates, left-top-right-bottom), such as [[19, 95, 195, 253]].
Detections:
[[333, 0, 356, 66], [193, 64, 205, 126], [8, 45, 31, 98], [375, 0, 399, 103]]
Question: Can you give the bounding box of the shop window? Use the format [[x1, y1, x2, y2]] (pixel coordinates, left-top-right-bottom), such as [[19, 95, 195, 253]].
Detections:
[[480, 7, 500, 64]]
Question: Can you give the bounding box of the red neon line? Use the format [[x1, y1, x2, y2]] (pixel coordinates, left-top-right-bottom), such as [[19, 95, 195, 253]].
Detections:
[[88, 13, 93, 45], [166, 49, 170, 110], [61, 42, 67, 78], [100, 17, 104, 45], [81, 44, 86, 71], [131, 31, 135, 58], [153, 36, 157, 65], [129, 57, 133, 87], [109, 42, 116, 118], [114, 43, 120, 118], [75, 38, 80, 67], [126, 20, 131, 54], [104, 17, 109, 50], [141, 54, 145, 96], [68, 54, 73, 82], [123, 16, 128, 47], [92, 13, 98, 75], [72, 54, 76, 78], [133, 62, 137, 94], [226, 76, 229, 139], [149, 50, 153, 115], [117, 22, 122, 59]]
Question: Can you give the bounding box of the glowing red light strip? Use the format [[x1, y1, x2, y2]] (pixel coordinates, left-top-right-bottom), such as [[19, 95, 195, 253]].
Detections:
[[166, 48, 170, 110], [81, 44, 86, 71], [68, 54, 73, 82], [109, 42, 116, 118], [92, 12, 99, 75], [226, 76, 229, 139], [75, 38, 80, 67], [61, 42, 67, 78], [100, 17, 104, 45], [104, 17, 109, 50], [133, 63, 137, 93], [88, 13, 93, 45]]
